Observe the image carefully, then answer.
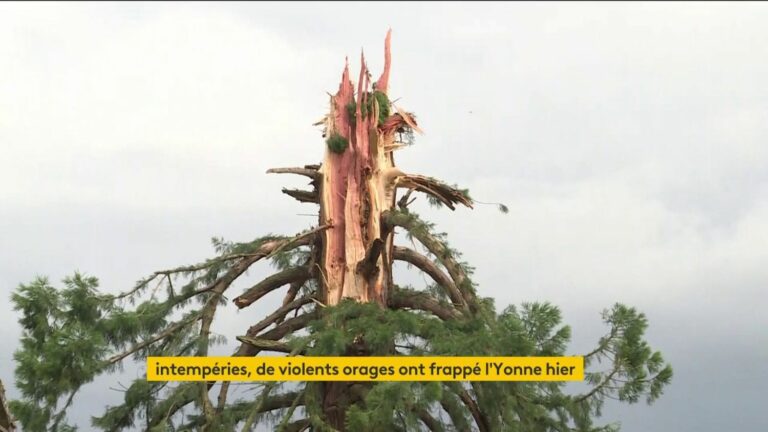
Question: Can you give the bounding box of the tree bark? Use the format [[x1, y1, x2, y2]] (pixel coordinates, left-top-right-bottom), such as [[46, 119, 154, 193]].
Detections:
[[0, 380, 14, 432]]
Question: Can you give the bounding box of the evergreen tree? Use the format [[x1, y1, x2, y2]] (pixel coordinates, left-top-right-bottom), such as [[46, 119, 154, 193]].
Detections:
[[9, 32, 671, 432]]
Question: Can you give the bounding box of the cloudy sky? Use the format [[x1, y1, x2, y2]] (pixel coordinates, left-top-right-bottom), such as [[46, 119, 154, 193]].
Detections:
[[2, 2, 767, 431]]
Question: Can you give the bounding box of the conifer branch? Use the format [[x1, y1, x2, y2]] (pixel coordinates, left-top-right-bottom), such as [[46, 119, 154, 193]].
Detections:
[[393, 245, 466, 310], [236, 311, 319, 357], [104, 314, 202, 365], [385, 211, 476, 306], [390, 287, 462, 321], [417, 409, 445, 432], [281, 418, 311, 432], [458, 389, 490, 432], [233, 266, 311, 309], [248, 295, 315, 335]]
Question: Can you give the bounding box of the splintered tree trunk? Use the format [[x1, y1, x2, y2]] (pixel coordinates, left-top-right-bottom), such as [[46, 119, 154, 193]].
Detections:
[[319, 32, 396, 307], [317, 33, 396, 429], [268, 31, 471, 430], [318, 32, 466, 307]]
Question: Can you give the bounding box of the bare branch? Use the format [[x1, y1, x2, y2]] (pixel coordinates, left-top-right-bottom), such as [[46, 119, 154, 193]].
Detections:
[[216, 382, 230, 414], [235, 337, 295, 354], [267, 167, 320, 181], [282, 188, 319, 204], [276, 279, 306, 325], [233, 266, 311, 309]]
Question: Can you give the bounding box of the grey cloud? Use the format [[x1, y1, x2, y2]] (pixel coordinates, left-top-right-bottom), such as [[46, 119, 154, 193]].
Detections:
[[2, 3, 767, 431]]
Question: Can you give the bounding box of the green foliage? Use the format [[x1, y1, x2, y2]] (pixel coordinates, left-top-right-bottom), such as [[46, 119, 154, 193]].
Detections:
[[346, 101, 357, 121], [9, 222, 671, 432], [326, 132, 349, 154], [371, 90, 390, 125], [288, 296, 670, 432], [346, 91, 391, 127]]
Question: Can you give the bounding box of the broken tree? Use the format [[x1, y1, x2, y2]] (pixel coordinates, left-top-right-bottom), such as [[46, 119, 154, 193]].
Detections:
[[9, 31, 672, 432]]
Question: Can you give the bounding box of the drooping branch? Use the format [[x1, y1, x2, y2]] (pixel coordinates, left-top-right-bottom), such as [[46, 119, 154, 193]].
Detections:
[[458, 388, 490, 432], [199, 264, 238, 424], [123, 224, 328, 305], [417, 408, 445, 432], [233, 266, 311, 309], [390, 287, 462, 321], [248, 295, 315, 335], [236, 311, 318, 357], [276, 278, 308, 325], [104, 313, 201, 366], [439, 392, 472, 432], [395, 174, 473, 210], [384, 211, 476, 306], [393, 245, 465, 310], [156, 312, 318, 428]]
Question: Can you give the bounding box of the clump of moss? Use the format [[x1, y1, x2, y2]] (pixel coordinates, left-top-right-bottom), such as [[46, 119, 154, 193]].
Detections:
[[372, 90, 390, 125], [326, 132, 349, 154], [346, 101, 357, 121], [347, 91, 391, 126]]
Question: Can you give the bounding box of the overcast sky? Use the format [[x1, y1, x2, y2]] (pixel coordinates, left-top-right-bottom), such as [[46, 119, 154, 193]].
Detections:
[[2, 2, 767, 431]]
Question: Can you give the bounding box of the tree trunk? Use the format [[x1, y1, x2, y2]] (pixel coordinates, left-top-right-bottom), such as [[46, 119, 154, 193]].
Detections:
[[267, 31, 470, 430], [318, 30, 396, 308], [315, 31, 395, 430]]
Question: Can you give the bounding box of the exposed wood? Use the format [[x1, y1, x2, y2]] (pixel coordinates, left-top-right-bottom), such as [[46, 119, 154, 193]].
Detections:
[[307, 31, 478, 431], [318, 33, 398, 309]]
